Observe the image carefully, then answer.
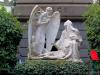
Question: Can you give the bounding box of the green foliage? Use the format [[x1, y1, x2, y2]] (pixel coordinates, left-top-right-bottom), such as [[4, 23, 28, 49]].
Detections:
[[15, 60, 89, 75], [83, 3, 100, 74], [0, 6, 22, 73], [83, 4, 100, 50], [92, 51, 100, 74]]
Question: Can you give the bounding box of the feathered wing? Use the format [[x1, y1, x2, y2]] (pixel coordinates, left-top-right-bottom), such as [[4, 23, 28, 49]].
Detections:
[[46, 11, 60, 52], [28, 5, 44, 58]]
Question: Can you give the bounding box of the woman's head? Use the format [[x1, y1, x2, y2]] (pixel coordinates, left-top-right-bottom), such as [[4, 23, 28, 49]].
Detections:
[[64, 20, 72, 26], [64, 20, 72, 30]]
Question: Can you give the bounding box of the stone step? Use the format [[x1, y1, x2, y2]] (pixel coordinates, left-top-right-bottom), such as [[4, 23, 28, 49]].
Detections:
[[13, 4, 89, 19], [16, 0, 92, 4]]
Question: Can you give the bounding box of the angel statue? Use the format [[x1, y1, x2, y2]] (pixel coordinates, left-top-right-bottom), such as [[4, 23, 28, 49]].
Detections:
[[40, 20, 83, 62], [28, 5, 60, 58]]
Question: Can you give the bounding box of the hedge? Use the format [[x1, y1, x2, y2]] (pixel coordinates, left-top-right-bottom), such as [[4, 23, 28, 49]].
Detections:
[[0, 6, 22, 74], [14, 60, 90, 75], [83, 3, 100, 51], [83, 3, 100, 74]]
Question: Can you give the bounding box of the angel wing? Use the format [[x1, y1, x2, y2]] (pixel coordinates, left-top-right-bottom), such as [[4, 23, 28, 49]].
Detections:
[[28, 5, 44, 57], [46, 11, 60, 52]]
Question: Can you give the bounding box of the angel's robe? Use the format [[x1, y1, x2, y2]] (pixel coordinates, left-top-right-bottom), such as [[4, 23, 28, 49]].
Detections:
[[28, 5, 60, 58], [33, 12, 52, 55]]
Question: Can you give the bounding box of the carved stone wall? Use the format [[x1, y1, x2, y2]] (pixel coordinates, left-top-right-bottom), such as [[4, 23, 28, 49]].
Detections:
[[14, 0, 92, 19]]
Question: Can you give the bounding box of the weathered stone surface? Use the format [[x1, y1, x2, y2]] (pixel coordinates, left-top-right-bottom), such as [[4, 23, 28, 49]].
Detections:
[[16, 0, 92, 4], [13, 4, 89, 18], [80, 49, 89, 58], [19, 39, 28, 48], [19, 48, 28, 57]]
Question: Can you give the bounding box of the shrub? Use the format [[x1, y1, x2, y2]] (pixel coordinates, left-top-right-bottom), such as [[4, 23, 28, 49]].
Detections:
[[83, 3, 100, 74], [83, 3, 100, 51], [15, 60, 89, 75], [0, 6, 22, 74]]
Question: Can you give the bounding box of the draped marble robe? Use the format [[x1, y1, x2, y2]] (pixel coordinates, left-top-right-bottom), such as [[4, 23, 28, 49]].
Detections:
[[28, 5, 60, 58], [40, 20, 83, 62]]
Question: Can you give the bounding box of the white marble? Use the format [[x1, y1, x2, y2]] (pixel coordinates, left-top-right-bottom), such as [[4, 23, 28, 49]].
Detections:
[[41, 20, 83, 62], [0, 0, 3, 2], [28, 5, 60, 58], [4, 6, 12, 12], [93, 0, 98, 3]]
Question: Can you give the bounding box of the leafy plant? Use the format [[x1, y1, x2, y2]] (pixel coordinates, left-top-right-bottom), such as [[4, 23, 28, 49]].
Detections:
[[83, 3, 100, 74], [0, 6, 22, 74], [15, 60, 89, 75], [83, 3, 100, 50]]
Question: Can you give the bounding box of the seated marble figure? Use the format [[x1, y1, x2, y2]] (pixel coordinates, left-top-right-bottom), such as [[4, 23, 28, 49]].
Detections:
[[40, 20, 83, 62]]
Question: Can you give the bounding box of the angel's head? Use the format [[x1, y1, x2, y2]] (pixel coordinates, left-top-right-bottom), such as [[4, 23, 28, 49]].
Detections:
[[46, 7, 53, 16]]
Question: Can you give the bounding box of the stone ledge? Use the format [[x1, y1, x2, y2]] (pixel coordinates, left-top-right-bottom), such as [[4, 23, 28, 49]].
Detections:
[[16, 0, 92, 4], [13, 4, 89, 18]]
